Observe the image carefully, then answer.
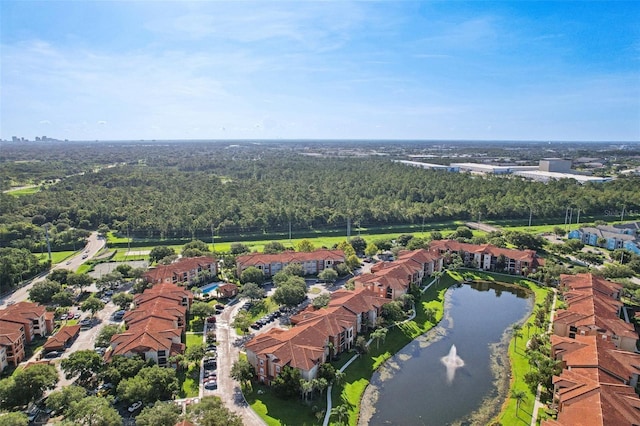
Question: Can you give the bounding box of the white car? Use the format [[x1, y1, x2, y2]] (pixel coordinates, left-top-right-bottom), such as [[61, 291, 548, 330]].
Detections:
[[127, 401, 143, 412]]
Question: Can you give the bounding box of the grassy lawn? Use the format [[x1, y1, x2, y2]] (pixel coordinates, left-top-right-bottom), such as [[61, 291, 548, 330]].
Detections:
[[246, 383, 323, 426], [35, 250, 77, 265], [6, 186, 40, 196], [177, 364, 200, 398], [185, 332, 204, 347], [178, 332, 205, 398], [495, 284, 551, 426]]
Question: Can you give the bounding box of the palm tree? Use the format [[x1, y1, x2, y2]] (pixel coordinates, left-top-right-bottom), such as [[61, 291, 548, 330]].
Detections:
[[512, 324, 523, 352], [511, 389, 527, 416], [371, 328, 388, 350], [331, 404, 349, 425], [334, 370, 346, 387]]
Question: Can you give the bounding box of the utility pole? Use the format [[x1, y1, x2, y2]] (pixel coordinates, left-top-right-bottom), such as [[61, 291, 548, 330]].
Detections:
[[528, 207, 533, 227], [568, 208, 573, 231], [127, 226, 131, 253], [621, 205, 626, 221], [576, 208, 581, 226], [288, 220, 292, 243], [347, 217, 351, 239], [44, 224, 52, 263], [211, 224, 215, 252]]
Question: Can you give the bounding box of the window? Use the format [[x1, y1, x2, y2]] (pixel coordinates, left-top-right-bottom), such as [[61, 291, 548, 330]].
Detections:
[[260, 359, 264, 366], [276, 365, 280, 373]]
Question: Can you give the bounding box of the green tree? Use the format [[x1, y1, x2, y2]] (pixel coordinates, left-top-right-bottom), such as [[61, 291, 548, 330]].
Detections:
[[396, 234, 414, 246], [318, 267, 338, 284], [117, 365, 178, 403], [271, 365, 302, 398], [371, 327, 388, 350], [100, 355, 145, 387], [552, 226, 566, 237], [49, 268, 72, 285], [345, 254, 361, 271], [185, 344, 206, 363], [336, 241, 356, 258], [52, 290, 73, 306], [190, 301, 215, 319], [355, 336, 368, 354], [311, 293, 330, 309], [283, 262, 304, 277], [273, 277, 307, 307], [66, 396, 122, 426], [61, 350, 104, 384], [331, 403, 350, 425], [0, 412, 28, 426], [67, 272, 94, 292], [263, 241, 287, 254], [46, 385, 87, 415], [81, 296, 105, 317], [186, 396, 243, 426], [136, 401, 181, 426], [28, 279, 62, 304], [230, 358, 254, 388], [239, 282, 265, 301], [364, 243, 379, 257], [511, 389, 527, 416], [149, 246, 175, 263], [183, 240, 211, 258], [2, 364, 59, 408], [111, 292, 133, 310], [115, 263, 132, 277], [381, 301, 404, 322], [231, 310, 253, 334], [240, 266, 264, 285], [95, 324, 121, 348], [453, 226, 473, 239], [229, 242, 249, 255], [430, 231, 443, 241], [348, 236, 367, 254], [296, 239, 315, 252]]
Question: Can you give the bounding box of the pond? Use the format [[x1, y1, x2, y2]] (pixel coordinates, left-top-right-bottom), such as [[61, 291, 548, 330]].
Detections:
[[361, 281, 532, 426]]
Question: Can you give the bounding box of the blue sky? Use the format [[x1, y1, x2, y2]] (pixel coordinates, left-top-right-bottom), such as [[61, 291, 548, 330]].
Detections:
[[1, 1, 639, 141]]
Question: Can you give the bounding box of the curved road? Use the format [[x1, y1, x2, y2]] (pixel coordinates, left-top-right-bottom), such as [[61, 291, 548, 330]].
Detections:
[[1, 231, 105, 305]]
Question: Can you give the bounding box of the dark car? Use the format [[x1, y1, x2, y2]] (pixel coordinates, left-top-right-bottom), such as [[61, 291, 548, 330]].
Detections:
[[44, 351, 61, 359]]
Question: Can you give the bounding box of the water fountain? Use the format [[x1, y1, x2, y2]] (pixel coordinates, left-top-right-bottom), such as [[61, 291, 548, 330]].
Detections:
[[441, 344, 464, 383]]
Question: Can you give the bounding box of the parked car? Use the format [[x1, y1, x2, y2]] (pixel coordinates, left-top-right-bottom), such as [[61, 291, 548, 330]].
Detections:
[[127, 401, 143, 413], [67, 312, 75, 320], [215, 304, 225, 310], [44, 351, 61, 359], [74, 312, 81, 319], [204, 380, 217, 389]]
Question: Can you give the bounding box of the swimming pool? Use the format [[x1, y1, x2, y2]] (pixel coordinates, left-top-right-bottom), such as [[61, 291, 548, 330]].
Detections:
[[200, 283, 220, 295]]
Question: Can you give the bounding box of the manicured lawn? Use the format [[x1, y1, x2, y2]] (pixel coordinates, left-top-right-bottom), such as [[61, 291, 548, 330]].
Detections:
[[36, 250, 77, 265], [495, 283, 551, 426], [185, 332, 203, 347], [177, 364, 200, 398], [6, 186, 40, 196], [246, 383, 323, 426]]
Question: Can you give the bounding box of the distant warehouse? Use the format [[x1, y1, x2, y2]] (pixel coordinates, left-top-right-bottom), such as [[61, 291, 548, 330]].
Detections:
[[394, 160, 459, 172]]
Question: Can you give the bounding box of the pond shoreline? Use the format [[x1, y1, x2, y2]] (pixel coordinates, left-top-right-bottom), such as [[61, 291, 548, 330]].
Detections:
[[357, 278, 535, 426]]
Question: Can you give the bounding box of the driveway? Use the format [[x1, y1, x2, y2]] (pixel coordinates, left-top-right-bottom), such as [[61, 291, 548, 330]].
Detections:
[[206, 302, 266, 426]]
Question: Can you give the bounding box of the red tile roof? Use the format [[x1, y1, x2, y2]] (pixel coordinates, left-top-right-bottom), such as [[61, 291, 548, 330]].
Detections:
[[429, 240, 542, 266], [43, 325, 80, 350], [144, 256, 216, 283], [236, 249, 345, 268]]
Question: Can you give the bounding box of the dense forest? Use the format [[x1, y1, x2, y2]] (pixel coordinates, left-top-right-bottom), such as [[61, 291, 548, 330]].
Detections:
[[1, 141, 639, 245]]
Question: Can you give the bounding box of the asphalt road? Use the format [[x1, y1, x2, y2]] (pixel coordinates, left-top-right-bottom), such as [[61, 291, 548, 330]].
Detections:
[[207, 302, 266, 426], [1, 231, 106, 306]]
